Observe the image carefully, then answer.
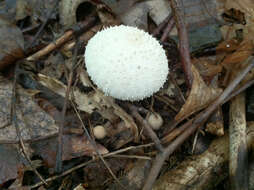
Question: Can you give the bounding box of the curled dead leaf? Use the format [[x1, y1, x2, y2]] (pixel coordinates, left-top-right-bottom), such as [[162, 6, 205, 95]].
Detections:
[[31, 134, 108, 168], [175, 65, 222, 121]]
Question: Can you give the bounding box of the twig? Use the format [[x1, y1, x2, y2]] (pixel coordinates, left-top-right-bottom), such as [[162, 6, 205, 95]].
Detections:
[[152, 15, 171, 37], [142, 56, 254, 190], [27, 143, 153, 189], [26, 13, 98, 62], [169, 72, 185, 104], [55, 38, 80, 172], [25, 0, 59, 51], [110, 154, 151, 160], [169, 0, 193, 88], [161, 118, 193, 144], [11, 66, 48, 185], [223, 79, 254, 104], [160, 16, 175, 42], [71, 100, 128, 190], [128, 104, 164, 152]]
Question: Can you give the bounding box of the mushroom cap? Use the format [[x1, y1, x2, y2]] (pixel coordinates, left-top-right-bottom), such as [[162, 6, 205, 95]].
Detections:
[[85, 25, 169, 101], [93, 125, 107, 139], [147, 112, 163, 130]]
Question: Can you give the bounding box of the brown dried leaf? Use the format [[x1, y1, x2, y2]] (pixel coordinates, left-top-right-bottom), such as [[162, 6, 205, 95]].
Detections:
[[0, 144, 24, 184], [0, 80, 58, 142], [37, 73, 103, 114], [216, 38, 240, 53], [40, 53, 65, 80], [96, 4, 121, 26], [193, 58, 222, 83], [108, 160, 150, 190], [225, 0, 254, 41], [37, 73, 139, 145], [0, 17, 24, 70], [31, 134, 108, 168], [175, 65, 222, 121], [221, 39, 254, 69], [83, 158, 127, 188]]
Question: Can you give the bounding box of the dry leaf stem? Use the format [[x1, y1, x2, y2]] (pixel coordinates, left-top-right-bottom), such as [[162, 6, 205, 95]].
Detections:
[[169, 0, 193, 88], [142, 57, 254, 190], [229, 93, 248, 190]]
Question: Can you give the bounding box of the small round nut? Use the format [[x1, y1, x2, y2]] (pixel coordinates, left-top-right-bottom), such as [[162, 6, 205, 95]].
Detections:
[[93, 125, 107, 139], [147, 113, 163, 130]]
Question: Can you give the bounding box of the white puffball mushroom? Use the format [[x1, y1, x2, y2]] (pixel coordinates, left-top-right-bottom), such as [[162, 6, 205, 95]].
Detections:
[[147, 113, 163, 130], [93, 125, 107, 140], [85, 25, 169, 101]]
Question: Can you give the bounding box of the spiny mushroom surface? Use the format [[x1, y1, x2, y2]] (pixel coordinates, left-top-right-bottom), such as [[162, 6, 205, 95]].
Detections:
[[84, 25, 169, 101]]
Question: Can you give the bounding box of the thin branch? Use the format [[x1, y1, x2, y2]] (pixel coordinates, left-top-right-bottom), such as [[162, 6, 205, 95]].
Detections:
[[54, 39, 77, 172], [161, 118, 193, 144], [152, 15, 171, 37], [27, 143, 153, 189], [26, 13, 98, 62], [223, 79, 254, 104], [160, 16, 175, 42], [25, 0, 58, 51], [128, 104, 164, 152], [71, 100, 128, 190], [169, 0, 193, 87], [11, 66, 48, 185]]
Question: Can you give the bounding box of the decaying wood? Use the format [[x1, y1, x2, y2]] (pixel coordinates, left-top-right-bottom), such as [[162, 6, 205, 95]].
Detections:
[[248, 150, 254, 190], [205, 108, 224, 136], [153, 122, 254, 190], [229, 92, 248, 190]]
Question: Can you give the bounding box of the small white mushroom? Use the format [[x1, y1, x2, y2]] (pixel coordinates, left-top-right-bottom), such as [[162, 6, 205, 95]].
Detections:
[[84, 25, 169, 101], [93, 125, 107, 139], [147, 112, 163, 130]]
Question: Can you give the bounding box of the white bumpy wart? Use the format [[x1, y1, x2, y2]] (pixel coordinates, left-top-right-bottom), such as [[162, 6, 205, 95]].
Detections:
[[85, 25, 169, 101]]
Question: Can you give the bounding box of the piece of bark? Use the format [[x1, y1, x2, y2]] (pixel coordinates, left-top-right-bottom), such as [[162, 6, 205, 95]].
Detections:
[[206, 108, 224, 136], [229, 92, 248, 190], [248, 151, 254, 190], [153, 122, 254, 190]]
